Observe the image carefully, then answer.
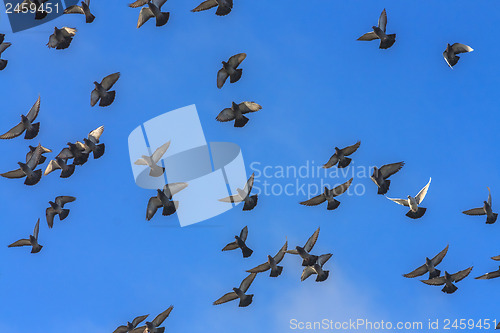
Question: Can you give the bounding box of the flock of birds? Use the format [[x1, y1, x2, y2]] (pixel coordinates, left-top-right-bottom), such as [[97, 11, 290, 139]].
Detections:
[[0, 2, 496, 331]]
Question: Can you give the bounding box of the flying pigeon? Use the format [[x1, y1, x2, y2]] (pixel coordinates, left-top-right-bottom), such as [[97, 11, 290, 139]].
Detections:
[[217, 53, 246, 88], [113, 314, 149, 333], [134, 141, 171, 177], [247, 241, 287, 277], [300, 178, 353, 211], [91, 72, 120, 107], [146, 182, 188, 220], [357, 9, 396, 49], [421, 267, 473, 294], [46, 196, 76, 228], [15, 0, 49, 20], [443, 43, 473, 68], [76, 126, 105, 159], [44, 156, 75, 178], [213, 273, 257, 307], [136, 0, 169, 28], [403, 244, 449, 279], [0, 96, 41, 140], [8, 218, 43, 253], [216, 101, 262, 128], [26, 145, 51, 165], [63, 142, 89, 166], [387, 177, 431, 219], [1, 144, 44, 185], [286, 227, 320, 266], [0, 42, 11, 71], [47, 27, 77, 49], [322, 141, 361, 168], [462, 187, 498, 224], [301, 253, 333, 282], [370, 162, 404, 195], [192, 0, 233, 16], [64, 0, 95, 23], [219, 173, 258, 211], [141, 306, 173, 333], [222, 226, 253, 258]]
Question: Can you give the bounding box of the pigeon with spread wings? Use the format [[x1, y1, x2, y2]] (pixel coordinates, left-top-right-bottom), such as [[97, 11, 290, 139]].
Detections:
[[216, 101, 262, 128], [192, 0, 233, 16], [387, 178, 431, 219], [47, 27, 77, 50], [0, 96, 41, 140], [76, 126, 105, 159], [357, 9, 396, 49], [139, 306, 173, 333], [0, 41, 11, 71], [64, 0, 95, 23], [286, 227, 320, 266], [1, 143, 44, 185], [26, 145, 51, 165], [403, 244, 449, 279], [462, 187, 498, 224], [443, 43, 473, 68], [219, 173, 258, 211], [222, 226, 253, 258], [217, 53, 246, 88], [322, 141, 360, 169], [146, 182, 188, 220], [213, 273, 257, 307], [136, 0, 169, 28], [91, 72, 120, 107], [8, 218, 43, 253], [247, 241, 287, 277], [46, 196, 76, 228], [45, 155, 75, 178], [301, 253, 333, 282], [300, 178, 353, 211], [421, 267, 473, 294], [113, 314, 149, 333], [371, 162, 404, 195], [134, 140, 170, 177]]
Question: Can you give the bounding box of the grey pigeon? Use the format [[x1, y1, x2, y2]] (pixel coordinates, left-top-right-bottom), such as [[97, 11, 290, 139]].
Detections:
[[322, 141, 361, 168], [475, 266, 500, 280], [217, 53, 246, 88], [300, 178, 353, 211], [146, 182, 188, 220], [64, 142, 89, 165], [91, 72, 120, 107], [387, 177, 431, 219], [421, 267, 473, 294], [47, 27, 77, 49], [357, 9, 396, 49], [134, 141, 171, 177], [46, 196, 76, 228], [76, 126, 105, 159], [301, 253, 333, 282], [443, 43, 473, 68], [26, 144, 51, 165], [219, 173, 257, 211], [1, 143, 44, 185], [247, 241, 287, 277], [213, 273, 257, 307], [139, 306, 173, 333], [137, 0, 169, 28], [222, 226, 253, 258], [0, 42, 11, 71], [8, 218, 43, 253], [216, 101, 262, 128], [286, 227, 320, 266], [403, 244, 449, 279], [192, 0, 233, 16], [370, 162, 404, 195], [44, 156, 75, 178], [0, 96, 41, 140], [15, 0, 49, 20], [64, 0, 95, 23], [462, 187, 498, 224], [113, 314, 149, 333]]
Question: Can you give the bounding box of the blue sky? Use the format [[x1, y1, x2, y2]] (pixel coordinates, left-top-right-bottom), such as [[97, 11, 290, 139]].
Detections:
[[0, 0, 500, 332]]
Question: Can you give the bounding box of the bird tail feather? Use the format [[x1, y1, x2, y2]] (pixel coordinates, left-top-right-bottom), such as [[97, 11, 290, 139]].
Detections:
[[442, 283, 458, 294], [406, 207, 426, 219], [61, 164, 75, 178], [59, 209, 70, 221], [234, 115, 249, 128], [378, 180, 390, 195], [93, 144, 105, 159], [25, 122, 40, 140], [24, 169, 42, 186], [487, 213, 498, 224], [338, 157, 352, 168], [230, 69, 243, 83], [99, 91, 116, 107]]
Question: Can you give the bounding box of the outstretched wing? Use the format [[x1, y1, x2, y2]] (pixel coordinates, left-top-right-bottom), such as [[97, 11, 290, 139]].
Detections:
[[33, 218, 40, 240], [403, 264, 429, 278], [357, 31, 378, 41], [451, 267, 473, 283], [217, 68, 229, 89], [8, 239, 31, 247], [101, 72, 120, 90], [239, 102, 262, 114], [341, 141, 361, 156], [415, 178, 431, 205], [152, 305, 173, 327], [379, 162, 404, 179], [274, 241, 288, 264], [89, 126, 104, 142], [451, 43, 473, 54], [227, 53, 246, 68], [0, 121, 25, 139], [304, 227, 320, 253], [192, 0, 218, 12], [239, 272, 256, 292], [216, 108, 236, 122], [378, 8, 387, 32], [55, 196, 76, 207], [420, 277, 446, 286], [387, 197, 409, 207], [64, 4, 84, 14], [213, 291, 238, 305], [152, 141, 171, 163], [475, 270, 500, 280], [462, 208, 486, 216], [239, 226, 248, 242], [1, 169, 26, 179], [487, 187, 492, 207], [430, 244, 449, 266], [301, 266, 316, 281], [300, 194, 326, 206], [219, 194, 244, 203], [244, 173, 255, 194], [332, 178, 353, 197], [26, 96, 41, 122]]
